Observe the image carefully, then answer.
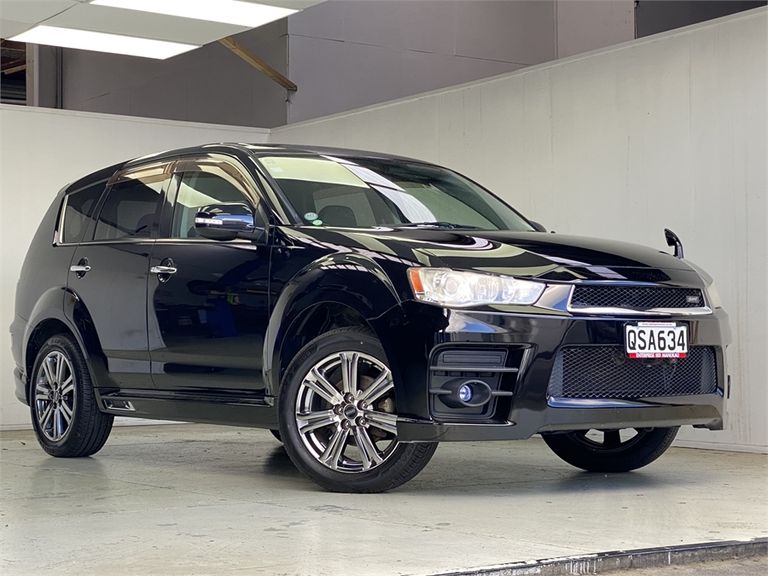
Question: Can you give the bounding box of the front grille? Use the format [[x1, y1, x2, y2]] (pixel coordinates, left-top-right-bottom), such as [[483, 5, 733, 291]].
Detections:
[[570, 286, 705, 310], [548, 346, 718, 399]]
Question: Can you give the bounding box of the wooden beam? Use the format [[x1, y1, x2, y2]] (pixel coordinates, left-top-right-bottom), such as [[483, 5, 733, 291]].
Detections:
[[1, 61, 26, 75], [218, 36, 297, 92], [0, 39, 26, 51]]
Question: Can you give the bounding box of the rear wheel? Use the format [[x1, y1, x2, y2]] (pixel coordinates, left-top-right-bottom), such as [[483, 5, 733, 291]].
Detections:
[[542, 427, 679, 472], [278, 328, 437, 492], [30, 334, 113, 457]]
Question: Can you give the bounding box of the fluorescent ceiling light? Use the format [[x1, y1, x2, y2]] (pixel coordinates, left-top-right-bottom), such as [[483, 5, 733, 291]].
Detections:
[[10, 25, 198, 59], [91, 0, 298, 28]]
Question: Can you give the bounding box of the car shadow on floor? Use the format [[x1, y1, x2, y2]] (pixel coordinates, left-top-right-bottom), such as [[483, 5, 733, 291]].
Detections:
[[259, 443, 676, 496], [16, 435, 677, 497]]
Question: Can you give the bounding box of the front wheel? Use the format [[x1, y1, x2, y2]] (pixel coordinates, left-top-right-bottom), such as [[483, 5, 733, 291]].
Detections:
[[542, 427, 679, 472], [278, 328, 437, 493]]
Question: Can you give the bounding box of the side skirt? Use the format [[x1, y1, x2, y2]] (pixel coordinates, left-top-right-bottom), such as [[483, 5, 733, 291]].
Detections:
[[94, 389, 279, 429]]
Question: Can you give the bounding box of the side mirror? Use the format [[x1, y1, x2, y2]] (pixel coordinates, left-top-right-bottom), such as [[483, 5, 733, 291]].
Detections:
[[194, 203, 257, 241], [529, 220, 547, 233]]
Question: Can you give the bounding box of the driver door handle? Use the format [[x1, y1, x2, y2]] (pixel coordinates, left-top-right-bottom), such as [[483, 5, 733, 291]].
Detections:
[[151, 258, 177, 283], [150, 265, 177, 275]]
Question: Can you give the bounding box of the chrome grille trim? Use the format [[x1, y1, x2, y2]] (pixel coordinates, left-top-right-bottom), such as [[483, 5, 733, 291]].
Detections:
[[566, 285, 712, 316]]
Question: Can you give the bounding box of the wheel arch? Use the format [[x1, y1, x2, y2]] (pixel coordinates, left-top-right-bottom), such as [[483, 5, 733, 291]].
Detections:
[[23, 287, 107, 402], [265, 252, 407, 398]]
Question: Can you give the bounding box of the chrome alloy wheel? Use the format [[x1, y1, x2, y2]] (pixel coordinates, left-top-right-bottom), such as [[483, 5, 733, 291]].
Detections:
[[295, 351, 398, 473], [34, 351, 76, 442]]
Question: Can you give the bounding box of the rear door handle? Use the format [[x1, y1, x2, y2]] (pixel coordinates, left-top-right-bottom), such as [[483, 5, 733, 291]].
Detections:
[[70, 258, 91, 278]]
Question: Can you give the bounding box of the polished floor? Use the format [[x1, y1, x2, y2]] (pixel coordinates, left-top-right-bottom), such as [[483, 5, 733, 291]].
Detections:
[[1, 424, 766, 576]]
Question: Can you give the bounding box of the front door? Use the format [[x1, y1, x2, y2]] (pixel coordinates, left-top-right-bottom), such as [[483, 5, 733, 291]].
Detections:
[[148, 157, 271, 394], [68, 163, 169, 390]]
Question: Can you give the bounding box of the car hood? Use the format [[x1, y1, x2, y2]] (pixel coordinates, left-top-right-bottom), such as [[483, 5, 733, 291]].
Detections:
[[283, 227, 703, 284]]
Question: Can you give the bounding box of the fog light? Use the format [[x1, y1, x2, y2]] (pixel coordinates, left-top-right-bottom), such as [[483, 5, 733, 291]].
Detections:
[[458, 384, 473, 403], [438, 379, 493, 408]]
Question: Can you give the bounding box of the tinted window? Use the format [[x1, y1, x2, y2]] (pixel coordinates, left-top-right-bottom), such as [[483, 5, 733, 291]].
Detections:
[[61, 182, 105, 244], [171, 166, 252, 239], [93, 169, 165, 241], [258, 155, 533, 231]]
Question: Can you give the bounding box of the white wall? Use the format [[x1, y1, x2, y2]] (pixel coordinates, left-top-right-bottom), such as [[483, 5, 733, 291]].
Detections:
[[0, 105, 268, 429], [272, 9, 768, 452]]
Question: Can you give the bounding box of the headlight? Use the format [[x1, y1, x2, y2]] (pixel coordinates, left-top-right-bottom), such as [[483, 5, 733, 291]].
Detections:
[[407, 267, 545, 307], [705, 281, 723, 309]]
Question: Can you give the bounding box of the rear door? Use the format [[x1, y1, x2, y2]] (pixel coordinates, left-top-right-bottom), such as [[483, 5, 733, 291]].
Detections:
[[148, 155, 271, 394], [69, 162, 170, 390]]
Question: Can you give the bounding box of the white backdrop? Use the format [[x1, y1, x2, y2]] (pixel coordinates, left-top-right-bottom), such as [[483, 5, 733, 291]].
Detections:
[[0, 106, 268, 428], [272, 9, 768, 452]]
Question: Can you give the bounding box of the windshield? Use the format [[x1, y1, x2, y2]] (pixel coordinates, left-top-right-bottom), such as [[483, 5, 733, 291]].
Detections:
[[258, 155, 533, 231]]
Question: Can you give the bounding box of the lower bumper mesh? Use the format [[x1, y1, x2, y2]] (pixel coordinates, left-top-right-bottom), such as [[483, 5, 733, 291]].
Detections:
[[548, 346, 718, 399]]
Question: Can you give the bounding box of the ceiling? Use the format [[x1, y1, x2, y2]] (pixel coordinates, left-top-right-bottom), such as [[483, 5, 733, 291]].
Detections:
[[0, 1, 321, 49]]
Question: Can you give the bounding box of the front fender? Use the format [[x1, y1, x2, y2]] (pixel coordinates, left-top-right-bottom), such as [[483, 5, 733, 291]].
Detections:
[[264, 252, 403, 395]]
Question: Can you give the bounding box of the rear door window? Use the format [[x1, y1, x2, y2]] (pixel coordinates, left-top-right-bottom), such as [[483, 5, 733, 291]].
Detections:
[[92, 166, 167, 241]]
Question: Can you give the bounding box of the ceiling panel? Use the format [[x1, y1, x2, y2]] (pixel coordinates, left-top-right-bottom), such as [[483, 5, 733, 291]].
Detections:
[[1, 0, 325, 55], [0, 0, 78, 37], [43, 4, 249, 45]]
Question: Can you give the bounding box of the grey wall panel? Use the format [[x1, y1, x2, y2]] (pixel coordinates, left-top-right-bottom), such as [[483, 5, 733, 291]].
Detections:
[[556, 0, 635, 58], [454, 0, 556, 63], [61, 20, 289, 128], [286, 0, 633, 123], [636, 0, 766, 37]]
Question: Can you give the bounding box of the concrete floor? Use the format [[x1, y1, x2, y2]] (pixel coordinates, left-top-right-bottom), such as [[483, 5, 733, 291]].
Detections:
[[1, 424, 766, 576]]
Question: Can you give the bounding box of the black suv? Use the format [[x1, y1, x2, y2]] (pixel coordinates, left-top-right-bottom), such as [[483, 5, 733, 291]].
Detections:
[[11, 144, 729, 492]]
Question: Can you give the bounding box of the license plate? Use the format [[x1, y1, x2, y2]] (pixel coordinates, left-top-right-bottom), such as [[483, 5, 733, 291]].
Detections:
[[625, 322, 688, 359]]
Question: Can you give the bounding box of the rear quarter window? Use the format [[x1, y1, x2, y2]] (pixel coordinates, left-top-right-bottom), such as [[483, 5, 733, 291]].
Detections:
[[60, 183, 106, 244]]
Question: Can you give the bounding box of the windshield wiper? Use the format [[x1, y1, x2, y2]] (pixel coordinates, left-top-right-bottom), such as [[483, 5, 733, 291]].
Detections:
[[392, 221, 482, 230]]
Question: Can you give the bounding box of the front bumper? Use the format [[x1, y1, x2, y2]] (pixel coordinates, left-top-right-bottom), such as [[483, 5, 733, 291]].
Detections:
[[391, 305, 729, 442]]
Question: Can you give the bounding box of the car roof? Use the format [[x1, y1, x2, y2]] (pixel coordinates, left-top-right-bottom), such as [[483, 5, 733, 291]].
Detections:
[[122, 142, 426, 169]]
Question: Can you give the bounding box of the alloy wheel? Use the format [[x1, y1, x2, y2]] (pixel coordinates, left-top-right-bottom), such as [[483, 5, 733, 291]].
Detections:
[[34, 351, 76, 442], [295, 351, 398, 473], [573, 428, 652, 451]]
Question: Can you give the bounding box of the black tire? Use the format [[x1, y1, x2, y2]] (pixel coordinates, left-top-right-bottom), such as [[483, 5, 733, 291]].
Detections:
[[30, 334, 113, 457], [278, 328, 437, 493], [269, 429, 282, 442], [542, 427, 679, 473]]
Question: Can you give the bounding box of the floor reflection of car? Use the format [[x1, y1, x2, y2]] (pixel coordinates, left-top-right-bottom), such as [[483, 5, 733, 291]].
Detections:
[[11, 143, 730, 492]]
